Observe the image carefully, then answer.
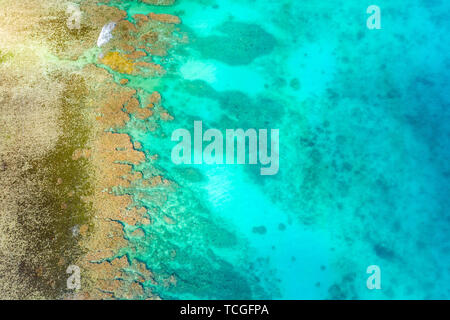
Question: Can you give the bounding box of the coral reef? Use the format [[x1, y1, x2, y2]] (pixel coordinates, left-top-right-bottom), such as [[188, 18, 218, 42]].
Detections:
[[0, 0, 181, 299]]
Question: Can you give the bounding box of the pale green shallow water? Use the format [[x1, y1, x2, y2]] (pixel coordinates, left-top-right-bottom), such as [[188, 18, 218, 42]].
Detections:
[[99, 0, 450, 299]]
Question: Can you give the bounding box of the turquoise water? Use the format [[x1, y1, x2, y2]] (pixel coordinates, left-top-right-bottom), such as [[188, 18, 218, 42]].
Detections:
[[104, 0, 450, 299]]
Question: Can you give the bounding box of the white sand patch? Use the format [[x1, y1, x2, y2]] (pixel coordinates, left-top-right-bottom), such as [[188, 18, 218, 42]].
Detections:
[[180, 59, 217, 84]]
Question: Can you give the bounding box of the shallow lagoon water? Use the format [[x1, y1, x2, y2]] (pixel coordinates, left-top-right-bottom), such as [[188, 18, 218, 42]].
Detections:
[[103, 0, 450, 299]]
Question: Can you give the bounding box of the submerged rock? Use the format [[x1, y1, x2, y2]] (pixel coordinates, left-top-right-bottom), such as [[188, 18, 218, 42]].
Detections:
[[252, 226, 267, 235]]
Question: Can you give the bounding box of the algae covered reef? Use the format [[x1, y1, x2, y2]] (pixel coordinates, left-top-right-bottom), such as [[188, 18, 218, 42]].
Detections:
[[0, 0, 183, 299]]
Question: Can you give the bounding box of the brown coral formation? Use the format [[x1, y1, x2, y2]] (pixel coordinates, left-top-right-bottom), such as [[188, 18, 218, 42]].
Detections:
[[99, 7, 183, 67], [124, 97, 154, 120], [149, 12, 181, 25], [70, 65, 161, 300], [141, 0, 175, 5]]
